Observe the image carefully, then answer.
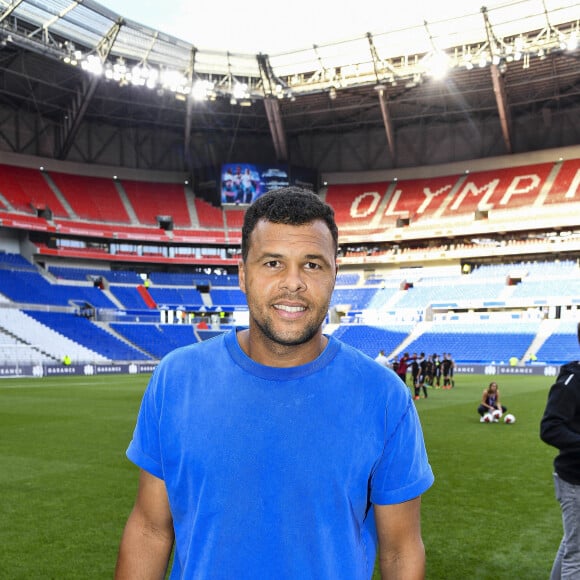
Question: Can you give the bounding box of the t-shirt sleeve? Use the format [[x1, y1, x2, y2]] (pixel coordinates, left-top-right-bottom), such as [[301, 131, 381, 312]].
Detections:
[[126, 369, 165, 480], [370, 393, 434, 505]]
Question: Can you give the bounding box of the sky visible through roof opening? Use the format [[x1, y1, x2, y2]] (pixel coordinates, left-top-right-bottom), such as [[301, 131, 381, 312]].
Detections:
[[97, 0, 499, 54]]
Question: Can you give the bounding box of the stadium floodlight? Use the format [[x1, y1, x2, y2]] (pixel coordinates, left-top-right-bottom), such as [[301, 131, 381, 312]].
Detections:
[[191, 78, 215, 101], [161, 68, 190, 94], [232, 81, 248, 100], [426, 50, 451, 80], [2, 0, 577, 106], [80, 54, 103, 76]]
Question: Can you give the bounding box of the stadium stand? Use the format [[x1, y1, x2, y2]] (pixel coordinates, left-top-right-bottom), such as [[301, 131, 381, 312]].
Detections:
[[110, 323, 199, 359], [49, 171, 131, 223], [224, 208, 246, 229], [121, 180, 192, 227], [0, 155, 579, 370], [25, 310, 152, 361], [536, 320, 580, 365], [194, 198, 225, 228], [440, 163, 554, 218], [0, 164, 69, 217], [332, 324, 414, 359], [0, 269, 117, 308], [401, 321, 540, 365], [0, 308, 108, 363], [546, 158, 580, 205]]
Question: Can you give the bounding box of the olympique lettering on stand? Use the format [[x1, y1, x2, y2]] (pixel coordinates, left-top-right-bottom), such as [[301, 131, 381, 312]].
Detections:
[[326, 159, 580, 230]]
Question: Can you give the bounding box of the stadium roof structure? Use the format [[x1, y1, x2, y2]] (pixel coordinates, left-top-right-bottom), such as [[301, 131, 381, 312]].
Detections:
[[0, 0, 578, 174]]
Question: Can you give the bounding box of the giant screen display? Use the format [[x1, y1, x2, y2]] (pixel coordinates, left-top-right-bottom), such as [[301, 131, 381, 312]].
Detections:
[[220, 163, 316, 206]]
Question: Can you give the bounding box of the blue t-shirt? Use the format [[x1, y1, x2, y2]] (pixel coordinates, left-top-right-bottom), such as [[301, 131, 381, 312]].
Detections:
[[127, 330, 434, 579]]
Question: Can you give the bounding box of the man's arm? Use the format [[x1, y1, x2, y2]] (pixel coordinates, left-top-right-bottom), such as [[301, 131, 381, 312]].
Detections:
[[375, 496, 425, 580], [541, 374, 580, 450], [115, 469, 175, 579]]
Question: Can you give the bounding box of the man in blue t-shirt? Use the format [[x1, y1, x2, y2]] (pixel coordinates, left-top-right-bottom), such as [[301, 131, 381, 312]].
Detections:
[[115, 187, 434, 579]]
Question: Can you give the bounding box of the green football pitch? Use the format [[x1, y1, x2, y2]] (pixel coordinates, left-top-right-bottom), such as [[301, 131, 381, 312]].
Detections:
[[0, 372, 563, 579]]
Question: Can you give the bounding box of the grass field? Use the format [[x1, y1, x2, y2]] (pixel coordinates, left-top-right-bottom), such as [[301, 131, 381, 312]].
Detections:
[[0, 372, 562, 579]]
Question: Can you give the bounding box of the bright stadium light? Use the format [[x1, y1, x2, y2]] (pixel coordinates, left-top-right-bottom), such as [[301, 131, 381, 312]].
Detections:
[[427, 51, 451, 80], [232, 81, 248, 100], [81, 54, 103, 76], [191, 79, 215, 101]]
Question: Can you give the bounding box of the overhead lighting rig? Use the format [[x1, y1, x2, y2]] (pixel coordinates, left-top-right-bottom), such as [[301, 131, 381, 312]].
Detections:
[[0, 1, 577, 105]]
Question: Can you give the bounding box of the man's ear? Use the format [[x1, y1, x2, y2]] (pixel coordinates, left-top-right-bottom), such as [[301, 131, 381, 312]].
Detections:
[[238, 259, 246, 294]]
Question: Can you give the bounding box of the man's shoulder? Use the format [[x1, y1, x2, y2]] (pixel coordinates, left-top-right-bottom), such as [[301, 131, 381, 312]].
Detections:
[[556, 361, 580, 385]]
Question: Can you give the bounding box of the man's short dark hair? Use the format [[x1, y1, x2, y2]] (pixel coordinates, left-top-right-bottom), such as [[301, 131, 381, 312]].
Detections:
[[241, 187, 339, 261]]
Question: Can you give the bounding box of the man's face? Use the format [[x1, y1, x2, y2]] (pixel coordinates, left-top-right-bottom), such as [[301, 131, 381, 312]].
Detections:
[[239, 218, 337, 357]]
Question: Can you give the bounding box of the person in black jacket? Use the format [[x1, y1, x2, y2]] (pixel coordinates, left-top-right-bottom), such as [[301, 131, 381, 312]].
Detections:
[[540, 322, 580, 580]]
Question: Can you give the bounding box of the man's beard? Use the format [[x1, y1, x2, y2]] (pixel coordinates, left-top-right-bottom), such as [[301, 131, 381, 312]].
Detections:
[[251, 309, 325, 347]]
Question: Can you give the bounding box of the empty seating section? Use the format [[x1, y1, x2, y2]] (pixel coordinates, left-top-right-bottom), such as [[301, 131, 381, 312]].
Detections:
[[404, 322, 540, 364], [49, 172, 130, 222], [122, 180, 190, 227], [511, 279, 580, 300], [48, 265, 142, 283], [0, 164, 68, 216], [194, 198, 224, 228], [547, 159, 580, 205], [104, 270, 143, 284], [0, 308, 108, 362], [0, 161, 578, 245], [111, 323, 198, 358], [2, 160, 580, 366], [0, 331, 54, 365], [224, 208, 246, 229], [395, 281, 505, 309], [26, 311, 151, 360], [331, 288, 377, 310], [49, 265, 108, 281], [336, 273, 360, 285], [207, 274, 239, 287], [0, 252, 36, 270], [366, 287, 401, 310], [0, 270, 116, 307], [536, 321, 579, 364], [149, 272, 239, 287], [110, 286, 152, 309], [332, 324, 412, 359], [0, 253, 577, 365], [148, 287, 204, 309], [149, 272, 198, 286], [210, 288, 247, 307]]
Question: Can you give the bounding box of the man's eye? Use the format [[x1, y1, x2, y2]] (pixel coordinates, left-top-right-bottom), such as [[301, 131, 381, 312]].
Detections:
[[265, 260, 280, 268], [305, 262, 321, 270]]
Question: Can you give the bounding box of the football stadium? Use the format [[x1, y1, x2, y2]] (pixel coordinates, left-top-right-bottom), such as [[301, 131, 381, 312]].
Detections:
[[0, 0, 579, 578]]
